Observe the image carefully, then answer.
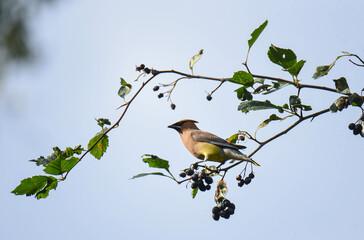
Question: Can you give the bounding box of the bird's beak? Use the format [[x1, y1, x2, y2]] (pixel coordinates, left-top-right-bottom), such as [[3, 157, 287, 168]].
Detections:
[[168, 124, 182, 133]]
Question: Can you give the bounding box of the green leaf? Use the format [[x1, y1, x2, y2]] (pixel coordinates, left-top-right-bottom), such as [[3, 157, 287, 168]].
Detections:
[[88, 130, 109, 160], [333, 77, 351, 94], [191, 187, 198, 199], [248, 20, 268, 49], [226, 134, 238, 144], [96, 118, 111, 128], [262, 81, 290, 95], [142, 154, 170, 171], [189, 49, 203, 74], [60, 157, 79, 173], [286, 60, 306, 77], [11, 175, 57, 198], [35, 177, 58, 199], [255, 114, 294, 137], [267, 45, 297, 69], [228, 71, 254, 87], [330, 96, 347, 112], [238, 100, 280, 114], [118, 78, 132, 99], [235, 86, 253, 101], [130, 172, 169, 180], [29, 153, 56, 166], [348, 93, 363, 107], [312, 65, 330, 79], [43, 157, 63, 175]]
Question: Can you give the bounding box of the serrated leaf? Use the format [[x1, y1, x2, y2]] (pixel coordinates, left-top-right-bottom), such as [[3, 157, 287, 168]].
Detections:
[[226, 134, 238, 144], [333, 77, 351, 94], [228, 71, 254, 87], [348, 93, 363, 107], [248, 20, 268, 48], [235, 86, 253, 101], [11, 175, 57, 198], [286, 60, 306, 77], [267, 45, 297, 69], [118, 78, 132, 100], [238, 100, 280, 114], [192, 187, 198, 199], [255, 114, 294, 137], [189, 49, 203, 74], [312, 65, 330, 79], [130, 172, 169, 180], [142, 154, 170, 171], [43, 157, 62, 175], [88, 130, 109, 160]]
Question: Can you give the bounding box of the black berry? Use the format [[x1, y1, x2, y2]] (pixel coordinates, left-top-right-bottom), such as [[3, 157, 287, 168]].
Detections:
[[227, 207, 235, 215], [244, 177, 251, 184], [353, 128, 361, 135], [158, 93, 164, 98], [238, 180, 244, 187], [212, 206, 220, 214], [222, 199, 231, 208], [152, 69, 158, 76], [229, 203, 235, 210], [186, 169, 194, 176], [153, 86, 160, 91], [144, 68, 151, 74], [212, 214, 220, 221], [205, 176, 213, 184], [199, 171, 206, 179], [136, 67, 141, 71], [236, 175, 242, 181], [249, 173, 255, 179], [192, 173, 199, 181], [199, 183, 207, 192], [192, 163, 199, 170], [191, 182, 198, 189], [219, 210, 230, 219], [206, 184, 211, 190], [170, 103, 176, 110], [139, 64, 145, 69], [349, 123, 355, 130], [206, 94, 212, 101], [355, 124, 363, 132], [179, 172, 186, 178]]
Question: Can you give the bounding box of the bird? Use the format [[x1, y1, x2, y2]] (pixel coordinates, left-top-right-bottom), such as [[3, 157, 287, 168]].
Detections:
[[168, 119, 260, 166]]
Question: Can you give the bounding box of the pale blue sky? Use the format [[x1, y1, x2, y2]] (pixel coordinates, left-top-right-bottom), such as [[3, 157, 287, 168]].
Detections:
[[1, 1, 364, 239]]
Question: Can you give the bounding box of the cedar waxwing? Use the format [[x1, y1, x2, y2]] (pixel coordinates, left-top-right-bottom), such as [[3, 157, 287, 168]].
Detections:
[[168, 119, 260, 166]]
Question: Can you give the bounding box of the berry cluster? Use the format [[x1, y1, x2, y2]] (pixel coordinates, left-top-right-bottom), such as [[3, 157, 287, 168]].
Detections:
[[212, 199, 235, 221], [136, 64, 158, 75], [348, 114, 364, 136], [236, 172, 255, 187], [152, 84, 176, 110], [179, 168, 213, 191]]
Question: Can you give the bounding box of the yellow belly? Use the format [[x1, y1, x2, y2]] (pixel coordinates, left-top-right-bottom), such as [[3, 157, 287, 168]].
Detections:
[[196, 142, 226, 162]]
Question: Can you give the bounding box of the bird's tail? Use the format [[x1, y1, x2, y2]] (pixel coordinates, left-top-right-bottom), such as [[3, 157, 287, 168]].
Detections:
[[228, 149, 260, 166]]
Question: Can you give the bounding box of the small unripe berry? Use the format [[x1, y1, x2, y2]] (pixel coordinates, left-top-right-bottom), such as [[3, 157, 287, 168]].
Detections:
[[158, 93, 164, 98], [348, 123, 355, 130], [236, 175, 242, 181], [206, 94, 212, 101], [153, 86, 160, 91], [170, 103, 176, 110]]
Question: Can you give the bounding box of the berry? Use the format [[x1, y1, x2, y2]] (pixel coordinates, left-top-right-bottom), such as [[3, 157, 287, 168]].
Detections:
[[229, 203, 236, 210], [206, 184, 211, 190], [348, 123, 355, 130], [139, 64, 145, 69], [239, 135, 245, 141], [238, 180, 244, 187], [191, 182, 198, 189], [136, 67, 141, 71], [227, 207, 235, 215], [206, 94, 212, 101], [170, 103, 176, 110], [205, 176, 213, 184], [236, 175, 242, 181], [249, 173, 255, 179], [153, 86, 160, 91], [199, 183, 206, 191], [158, 93, 164, 98], [186, 169, 194, 176], [219, 210, 230, 219], [212, 213, 220, 221], [222, 199, 231, 208], [192, 173, 199, 181], [353, 129, 361, 135], [199, 171, 206, 179], [152, 69, 158, 76], [244, 177, 251, 185], [179, 172, 186, 178], [192, 163, 199, 170], [212, 206, 220, 214], [355, 124, 363, 132], [144, 68, 151, 74]]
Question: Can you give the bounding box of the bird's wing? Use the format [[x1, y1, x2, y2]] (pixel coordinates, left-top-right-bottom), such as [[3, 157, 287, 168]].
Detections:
[[191, 130, 246, 150]]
